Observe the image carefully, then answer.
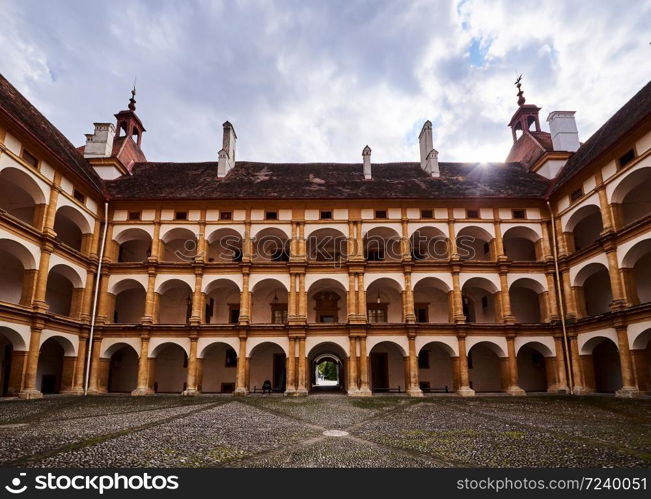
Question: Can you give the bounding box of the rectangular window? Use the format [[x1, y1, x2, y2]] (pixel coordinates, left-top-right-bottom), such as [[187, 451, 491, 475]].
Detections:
[[225, 348, 238, 368], [374, 210, 387, 219], [228, 305, 240, 324], [618, 149, 635, 168], [128, 211, 141, 221], [73, 189, 86, 203], [219, 211, 232, 220], [415, 304, 429, 323], [271, 304, 288, 324], [21, 149, 38, 167], [367, 304, 387, 323], [175, 211, 188, 220], [420, 209, 433, 219], [418, 350, 430, 369], [320, 210, 333, 220], [466, 209, 479, 219], [512, 209, 526, 219], [265, 211, 278, 220], [570, 188, 583, 202]]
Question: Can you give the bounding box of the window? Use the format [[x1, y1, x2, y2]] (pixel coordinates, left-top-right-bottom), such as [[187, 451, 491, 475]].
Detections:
[[73, 189, 85, 203], [481, 296, 488, 308], [21, 149, 38, 167], [175, 211, 188, 220], [265, 211, 278, 220], [415, 303, 429, 323], [418, 350, 429, 369], [229, 305, 240, 324], [128, 211, 141, 221], [315, 291, 340, 323], [512, 209, 526, 219], [205, 298, 215, 322], [483, 242, 490, 255], [271, 247, 289, 262], [367, 304, 387, 323], [320, 210, 333, 220], [374, 210, 387, 219], [220, 211, 232, 220], [225, 348, 238, 367], [570, 188, 583, 202], [617, 149, 635, 168], [421, 209, 433, 219], [367, 248, 384, 261], [271, 304, 288, 324], [466, 209, 479, 219]]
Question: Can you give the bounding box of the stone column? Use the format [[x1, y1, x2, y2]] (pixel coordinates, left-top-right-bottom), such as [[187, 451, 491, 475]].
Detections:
[[42, 176, 60, 234], [358, 336, 371, 396], [7, 351, 27, 396], [298, 273, 307, 320], [190, 271, 203, 324], [615, 325, 639, 397], [631, 349, 650, 394], [296, 337, 308, 395], [499, 270, 515, 323], [404, 272, 415, 323], [597, 183, 614, 233], [297, 222, 306, 258], [288, 273, 297, 319], [407, 335, 423, 397], [554, 217, 568, 257], [605, 243, 626, 308], [86, 337, 103, 394], [66, 335, 87, 394], [79, 270, 96, 322], [347, 337, 359, 395], [569, 335, 587, 394], [234, 335, 247, 396], [551, 335, 569, 393], [95, 270, 111, 324], [355, 221, 363, 259], [19, 327, 43, 399], [196, 221, 206, 262], [149, 220, 161, 262], [456, 335, 475, 396], [182, 337, 199, 395], [452, 269, 465, 323], [448, 218, 458, 259], [357, 273, 367, 320], [541, 221, 553, 261], [32, 243, 53, 312], [285, 337, 296, 395], [401, 216, 411, 261], [561, 268, 577, 319], [239, 272, 251, 325], [505, 335, 525, 395], [132, 336, 153, 396], [142, 271, 156, 323], [545, 271, 560, 321], [494, 221, 505, 260], [347, 273, 356, 321], [20, 269, 38, 306]]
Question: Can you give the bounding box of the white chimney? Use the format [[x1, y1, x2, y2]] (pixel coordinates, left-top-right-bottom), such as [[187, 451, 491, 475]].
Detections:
[[547, 111, 580, 152], [362, 145, 372, 180], [217, 121, 237, 178], [418, 121, 439, 177], [83, 123, 115, 158]]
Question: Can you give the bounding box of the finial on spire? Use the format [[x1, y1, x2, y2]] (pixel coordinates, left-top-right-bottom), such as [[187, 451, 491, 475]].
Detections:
[[128, 81, 137, 111], [514, 74, 525, 106]]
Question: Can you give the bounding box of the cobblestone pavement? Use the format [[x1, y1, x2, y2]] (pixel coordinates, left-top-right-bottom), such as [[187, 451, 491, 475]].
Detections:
[[0, 394, 649, 468]]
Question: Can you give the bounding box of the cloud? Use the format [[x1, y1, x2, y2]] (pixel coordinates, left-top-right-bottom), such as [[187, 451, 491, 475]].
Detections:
[[1, 0, 649, 166]]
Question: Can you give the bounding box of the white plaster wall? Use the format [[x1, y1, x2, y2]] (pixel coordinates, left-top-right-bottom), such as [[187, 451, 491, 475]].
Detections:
[[468, 343, 501, 392], [107, 346, 138, 392], [578, 328, 618, 355], [306, 337, 350, 357], [418, 345, 454, 391], [364, 273, 404, 290], [517, 345, 548, 392], [40, 330, 77, 356], [153, 345, 187, 393], [198, 337, 240, 358], [415, 336, 458, 357], [369, 342, 406, 390], [101, 338, 141, 358], [628, 320, 651, 350], [0, 321, 30, 351], [201, 343, 237, 392], [465, 336, 506, 357], [248, 342, 284, 391]]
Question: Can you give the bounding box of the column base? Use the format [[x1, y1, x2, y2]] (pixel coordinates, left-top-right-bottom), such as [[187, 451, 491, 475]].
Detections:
[[60, 387, 85, 395], [456, 386, 475, 397], [131, 387, 154, 396], [506, 385, 526, 396], [349, 388, 372, 397], [284, 388, 296, 396], [87, 388, 107, 395], [615, 386, 640, 398], [182, 388, 199, 396], [233, 387, 248, 397], [407, 387, 424, 397], [18, 389, 43, 400], [293, 388, 308, 397], [572, 386, 591, 395], [547, 384, 569, 394]]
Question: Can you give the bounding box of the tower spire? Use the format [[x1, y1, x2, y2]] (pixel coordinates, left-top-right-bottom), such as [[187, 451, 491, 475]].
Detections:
[[128, 84, 137, 111], [515, 74, 525, 107]]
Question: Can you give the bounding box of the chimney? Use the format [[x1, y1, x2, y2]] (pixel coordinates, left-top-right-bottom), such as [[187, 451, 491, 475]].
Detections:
[[547, 111, 580, 152], [217, 121, 237, 178], [83, 123, 115, 158], [362, 145, 372, 180], [418, 121, 439, 177]]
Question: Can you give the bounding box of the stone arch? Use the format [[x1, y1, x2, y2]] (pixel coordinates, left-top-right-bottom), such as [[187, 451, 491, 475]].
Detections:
[[368, 340, 407, 392], [160, 227, 198, 262], [631, 327, 651, 350], [462, 277, 499, 323], [502, 226, 540, 261], [100, 338, 141, 358], [610, 165, 651, 227], [413, 277, 452, 323], [306, 227, 347, 262], [364, 226, 402, 262], [307, 278, 347, 323], [156, 279, 193, 325], [204, 278, 242, 324], [0, 167, 47, 226], [308, 341, 348, 392], [198, 338, 240, 358], [251, 278, 289, 324], [110, 279, 146, 324], [620, 238, 651, 305], [150, 342, 188, 393], [199, 340, 239, 393], [252, 227, 290, 262], [45, 264, 83, 317], [516, 341, 553, 392], [417, 340, 456, 393], [564, 204, 603, 251], [409, 226, 449, 260], [0, 325, 28, 351], [581, 336, 623, 393], [247, 340, 287, 393], [366, 277, 404, 323], [306, 337, 350, 357], [36, 336, 74, 394], [366, 337, 408, 357], [0, 238, 38, 306], [105, 343, 139, 393], [114, 227, 152, 263], [456, 225, 494, 261], [206, 227, 243, 263], [53, 205, 92, 251], [573, 262, 612, 317], [467, 340, 504, 393], [509, 277, 546, 323]]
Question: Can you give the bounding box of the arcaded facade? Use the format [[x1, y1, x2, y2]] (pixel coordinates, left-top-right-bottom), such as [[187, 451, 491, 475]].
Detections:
[[0, 74, 650, 400]]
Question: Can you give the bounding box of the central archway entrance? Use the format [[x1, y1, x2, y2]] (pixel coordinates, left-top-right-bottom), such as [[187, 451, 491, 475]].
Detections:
[[308, 342, 347, 393]]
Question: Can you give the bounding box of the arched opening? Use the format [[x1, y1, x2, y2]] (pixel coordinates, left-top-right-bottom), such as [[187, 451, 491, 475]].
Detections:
[[574, 263, 612, 317], [621, 239, 651, 305], [0, 327, 27, 396], [306, 228, 347, 263], [161, 228, 198, 263], [502, 226, 540, 261], [364, 227, 402, 262], [0, 167, 46, 226], [251, 279, 288, 324], [410, 227, 448, 260], [248, 342, 286, 393], [199, 342, 238, 393], [467, 341, 503, 392], [156, 280, 193, 324], [565, 205, 603, 251], [114, 228, 152, 263], [462, 277, 498, 323], [204, 279, 241, 324], [106, 344, 138, 393], [516, 342, 552, 392], [309, 343, 347, 393], [111, 280, 146, 324], [53, 206, 90, 252], [36, 336, 75, 394], [412, 277, 451, 323], [253, 228, 289, 262], [417, 342, 454, 393], [151, 343, 188, 393], [369, 341, 406, 392], [631, 329, 651, 393], [509, 278, 545, 323], [456, 226, 494, 261], [0, 239, 36, 306], [366, 278, 403, 323], [307, 279, 347, 323], [45, 264, 83, 317], [582, 337, 622, 393], [206, 228, 242, 263], [611, 167, 651, 227]]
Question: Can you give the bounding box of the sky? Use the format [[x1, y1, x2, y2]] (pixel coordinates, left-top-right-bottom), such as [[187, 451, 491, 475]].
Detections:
[[1, 0, 650, 165]]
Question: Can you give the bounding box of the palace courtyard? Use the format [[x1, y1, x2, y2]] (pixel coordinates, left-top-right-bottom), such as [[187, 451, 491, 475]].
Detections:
[[0, 394, 649, 468]]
